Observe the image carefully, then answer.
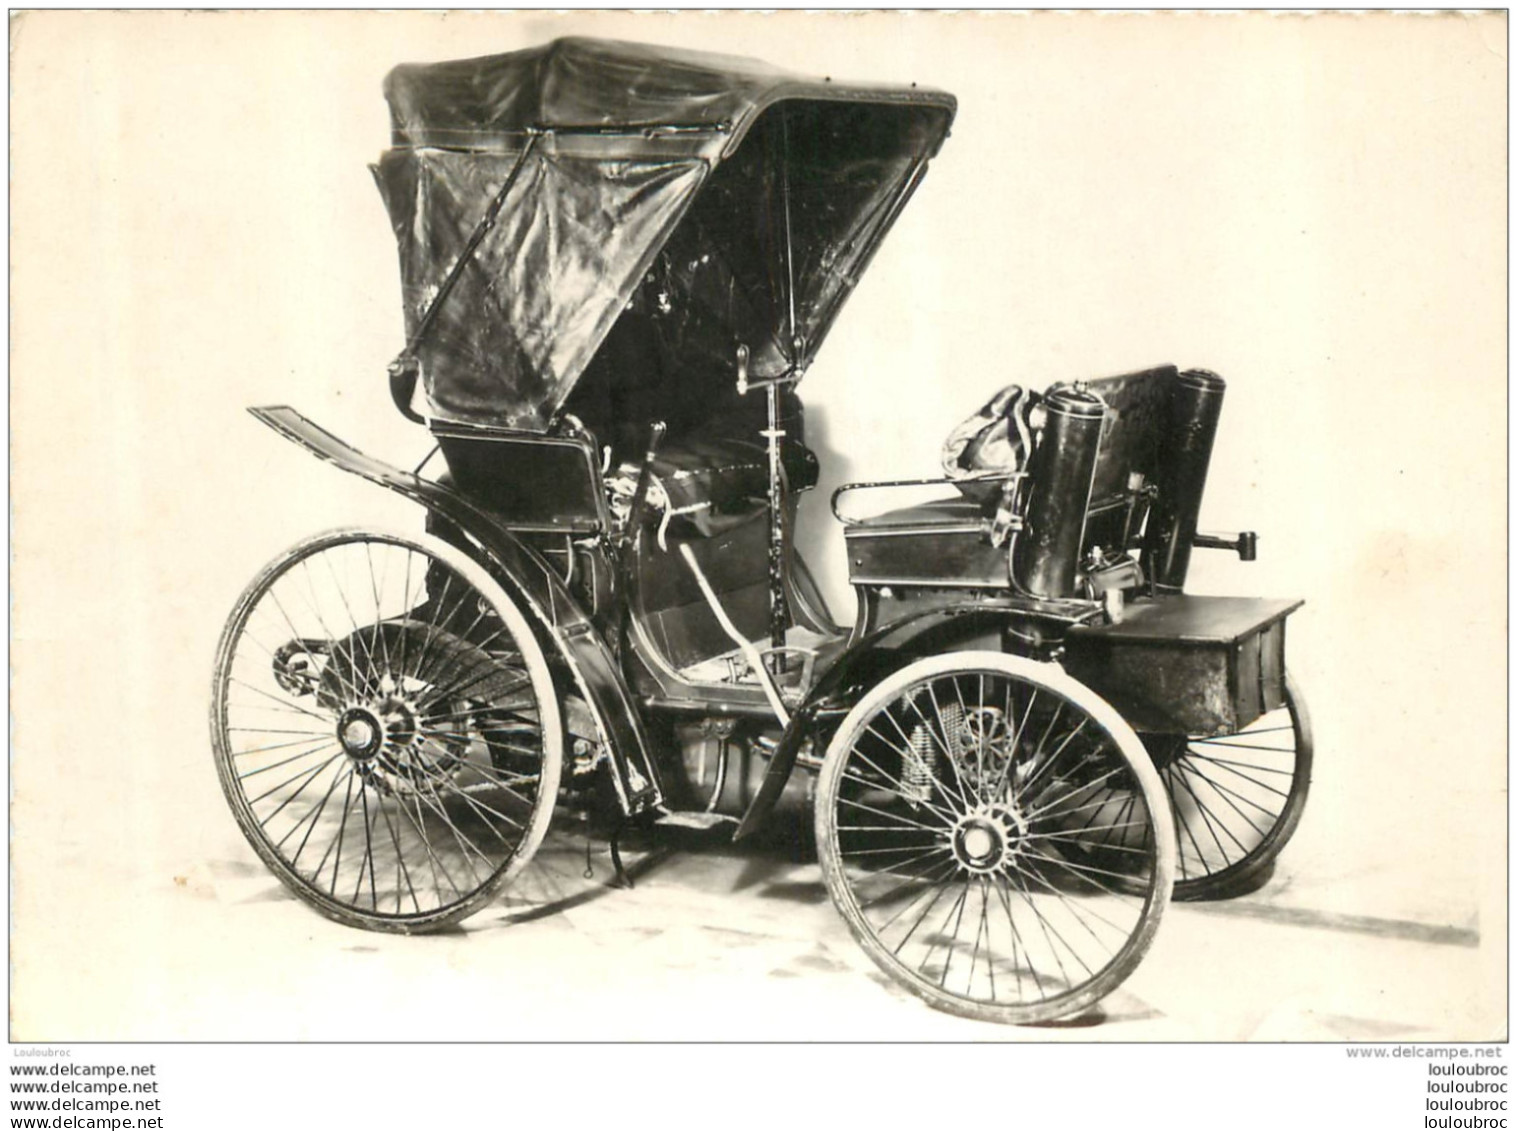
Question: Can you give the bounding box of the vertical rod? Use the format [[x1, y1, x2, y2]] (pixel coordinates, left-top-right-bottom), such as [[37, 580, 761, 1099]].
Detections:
[[765, 382, 789, 663], [780, 108, 798, 357]]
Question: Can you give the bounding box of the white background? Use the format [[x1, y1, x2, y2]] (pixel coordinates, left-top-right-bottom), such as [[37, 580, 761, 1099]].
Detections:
[[8, 5, 1507, 1086]]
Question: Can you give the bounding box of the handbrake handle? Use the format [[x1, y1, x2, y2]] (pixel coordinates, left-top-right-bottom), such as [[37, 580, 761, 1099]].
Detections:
[[1193, 531, 1259, 561]]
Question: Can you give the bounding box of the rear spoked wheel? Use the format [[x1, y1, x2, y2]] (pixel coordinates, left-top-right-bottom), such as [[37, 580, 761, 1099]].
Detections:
[[211, 529, 563, 932], [1150, 674, 1312, 900], [815, 653, 1175, 1024]]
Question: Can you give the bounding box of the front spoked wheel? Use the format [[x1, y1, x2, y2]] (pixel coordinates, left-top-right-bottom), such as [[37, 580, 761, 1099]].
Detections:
[[210, 529, 563, 932], [816, 653, 1175, 1025]]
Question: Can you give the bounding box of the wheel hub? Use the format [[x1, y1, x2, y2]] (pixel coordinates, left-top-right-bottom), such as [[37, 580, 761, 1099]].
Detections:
[[337, 706, 385, 760], [951, 806, 1025, 874]]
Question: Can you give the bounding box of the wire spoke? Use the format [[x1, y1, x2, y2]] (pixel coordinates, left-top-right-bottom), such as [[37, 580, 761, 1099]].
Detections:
[[294, 562, 369, 704], [282, 763, 353, 859], [890, 693, 977, 814], [237, 740, 340, 781], [835, 793, 950, 834], [248, 749, 346, 811], [851, 726, 965, 822], [928, 879, 973, 987], [1021, 822, 1152, 850], [354, 783, 380, 908], [262, 582, 364, 706], [405, 570, 458, 695], [971, 876, 992, 1001], [228, 677, 333, 726], [1170, 764, 1246, 862], [890, 869, 957, 958], [1189, 739, 1294, 753], [1185, 752, 1295, 777], [1178, 758, 1280, 824], [430, 776, 527, 838], [990, 871, 1041, 999], [840, 842, 949, 860], [406, 787, 495, 885], [321, 771, 359, 898], [856, 854, 960, 911], [1181, 754, 1293, 800], [872, 709, 970, 811], [1166, 767, 1206, 880], [1018, 845, 1144, 898], [989, 686, 1037, 802], [1018, 761, 1132, 823], [1001, 867, 1082, 986], [390, 784, 464, 903], [866, 860, 963, 935], [371, 790, 422, 914], [420, 663, 532, 716], [231, 732, 339, 756], [228, 723, 332, 737], [1015, 857, 1134, 945], [391, 785, 465, 904], [363, 542, 396, 685], [921, 680, 982, 811]]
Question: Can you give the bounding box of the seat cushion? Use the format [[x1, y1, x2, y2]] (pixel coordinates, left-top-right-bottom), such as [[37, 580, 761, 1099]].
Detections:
[[654, 436, 767, 514], [652, 435, 818, 536], [843, 496, 1007, 588], [849, 496, 988, 531]]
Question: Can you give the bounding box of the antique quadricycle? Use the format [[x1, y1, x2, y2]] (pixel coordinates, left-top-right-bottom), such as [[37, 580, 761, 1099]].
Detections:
[[211, 38, 1311, 1024]]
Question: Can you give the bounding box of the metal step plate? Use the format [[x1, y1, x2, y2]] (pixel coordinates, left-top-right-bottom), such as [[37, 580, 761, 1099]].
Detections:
[[653, 810, 736, 831]]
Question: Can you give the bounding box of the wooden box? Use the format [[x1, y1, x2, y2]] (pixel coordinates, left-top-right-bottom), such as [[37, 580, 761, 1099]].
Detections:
[[1063, 595, 1302, 736]]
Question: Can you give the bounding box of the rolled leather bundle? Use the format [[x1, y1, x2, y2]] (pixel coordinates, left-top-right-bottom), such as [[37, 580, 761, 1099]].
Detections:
[[941, 384, 1034, 506]]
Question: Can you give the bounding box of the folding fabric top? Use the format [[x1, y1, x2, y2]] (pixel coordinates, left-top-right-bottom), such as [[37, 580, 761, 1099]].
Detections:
[[375, 38, 956, 430]]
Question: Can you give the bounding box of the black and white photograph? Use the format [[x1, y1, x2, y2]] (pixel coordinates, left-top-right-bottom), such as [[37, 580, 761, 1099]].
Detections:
[[8, 5, 1506, 1099]]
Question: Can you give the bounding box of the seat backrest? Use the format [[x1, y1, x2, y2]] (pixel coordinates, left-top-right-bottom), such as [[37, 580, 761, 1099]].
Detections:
[[1076, 365, 1177, 554], [1083, 366, 1177, 510], [433, 424, 609, 534]]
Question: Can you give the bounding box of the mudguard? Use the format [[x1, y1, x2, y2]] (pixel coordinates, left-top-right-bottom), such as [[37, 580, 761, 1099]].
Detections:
[[733, 602, 1087, 839], [249, 406, 663, 815]]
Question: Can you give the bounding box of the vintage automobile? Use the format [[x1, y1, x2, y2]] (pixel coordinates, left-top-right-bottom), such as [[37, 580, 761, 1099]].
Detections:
[[210, 38, 1311, 1025]]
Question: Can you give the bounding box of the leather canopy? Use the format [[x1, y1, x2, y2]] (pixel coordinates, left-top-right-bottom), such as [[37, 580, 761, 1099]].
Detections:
[[373, 37, 955, 431]]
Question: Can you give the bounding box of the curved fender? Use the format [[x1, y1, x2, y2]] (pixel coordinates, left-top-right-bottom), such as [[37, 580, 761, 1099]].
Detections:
[[249, 406, 663, 814], [733, 603, 1076, 839]]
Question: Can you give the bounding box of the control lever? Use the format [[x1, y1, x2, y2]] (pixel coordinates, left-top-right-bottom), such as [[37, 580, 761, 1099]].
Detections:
[[620, 420, 667, 554], [1193, 531, 1258, 561]]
